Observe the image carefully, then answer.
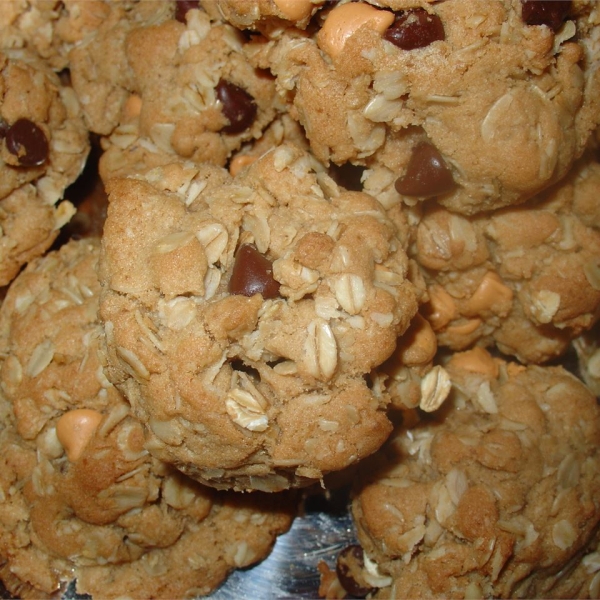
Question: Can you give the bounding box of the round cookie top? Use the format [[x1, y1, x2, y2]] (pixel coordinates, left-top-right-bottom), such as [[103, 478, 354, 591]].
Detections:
[[98, 143, 419, 491], [247, 0, 600, 214], [0, 48, 90, 286], [0, 238, 294, 599], [348, 348, 600, 598]]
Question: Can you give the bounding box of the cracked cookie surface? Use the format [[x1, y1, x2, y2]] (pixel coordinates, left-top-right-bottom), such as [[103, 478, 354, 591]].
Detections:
[[98, 143, 419, 491]]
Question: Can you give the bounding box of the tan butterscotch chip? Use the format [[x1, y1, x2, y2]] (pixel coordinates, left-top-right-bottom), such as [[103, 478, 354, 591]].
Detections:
[[99, 143, 419, 491], [56, 409, 103, 461], [351, 349, 600, 599], [0, 238, 295, 600]]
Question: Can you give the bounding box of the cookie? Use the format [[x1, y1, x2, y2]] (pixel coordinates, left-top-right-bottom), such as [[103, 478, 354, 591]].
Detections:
[[0, 48, 90, 286], [201, 0, 323, 35], [98, 142, 419, 491], [346, 348, 600, 598], [411, 150, 600, 364], [74, 3, 282, 172], [0, 238, 295, 599], [0, 0, 113, 71], [246, 0, 600, 214]]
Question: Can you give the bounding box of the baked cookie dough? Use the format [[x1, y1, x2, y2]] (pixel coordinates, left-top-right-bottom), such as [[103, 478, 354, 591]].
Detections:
[[98, 143, 419, 491], [0, 0, 114, 71], [0, 238, 294, 599], [412, 151, 600, 364], [0, 48, 89, 286], [247, 0, 600, 214], [74, 3, 281, 172], [346, 347, 600, 598], [201, 0, 324, 35]]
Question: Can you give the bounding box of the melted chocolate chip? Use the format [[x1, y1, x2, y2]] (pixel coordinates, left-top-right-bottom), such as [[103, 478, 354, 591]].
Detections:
[[216, 79, 257, 135], [521, 0, 571, 32], [336, 545, 376, 598], [5, 118, 49, 167], [395, 142, 455, 198], [384, 8, 445, 50], [174, 0, 199, 23], [229, 244, 280, 299]]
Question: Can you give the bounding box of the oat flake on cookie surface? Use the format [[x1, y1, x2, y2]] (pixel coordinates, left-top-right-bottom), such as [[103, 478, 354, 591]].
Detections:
[[0, 238, 295, 599], [98, 142, 420, 492]]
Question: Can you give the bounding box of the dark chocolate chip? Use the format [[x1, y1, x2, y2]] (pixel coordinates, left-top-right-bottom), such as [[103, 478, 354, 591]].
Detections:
[[384, 8, 445, 50], [174, 0, 199, 23], [5, 118, 49, 167], [521, 0, 571, 32], [229, 244, 280, 299], [216, 79, 257, 135], [336, 545, 376, 598], [395, 142, 455, 198]]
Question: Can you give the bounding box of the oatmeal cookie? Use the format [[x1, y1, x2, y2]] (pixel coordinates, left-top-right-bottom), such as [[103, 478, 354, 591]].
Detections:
[[0, 0, 114, 71], [98, 143, 419, 491], [248, 0, 600, 214], [347, 347, 600, 598], [0, 48, 89, 286], [0, 238, 294, 599], [201, 0, 324, 35], [411, 151, 600, 364], [75, 3, 281, 171]]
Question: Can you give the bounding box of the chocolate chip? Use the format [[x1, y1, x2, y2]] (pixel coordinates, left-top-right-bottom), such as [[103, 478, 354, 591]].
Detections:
[[174, 0, 199, 23], [336, 545, 376, 598], [395, 142, 455, 198], [5, 118, 49, 167], [384, 8, 445, 50], [229, 244, 280, 299], [216, 79, 257, 135], [521, 0, 571, 32]]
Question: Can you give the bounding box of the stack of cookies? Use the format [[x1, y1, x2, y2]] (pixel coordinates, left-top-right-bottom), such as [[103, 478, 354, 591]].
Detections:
[[0, 1, 599, 598]]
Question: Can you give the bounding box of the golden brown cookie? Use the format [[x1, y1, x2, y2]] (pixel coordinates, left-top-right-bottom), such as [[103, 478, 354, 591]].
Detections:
[[0, 49, 89, 286], [346, 348, 600, 598], [0, 238, 295, 599], [98, 143, 419, 491], [410, 151, 600, 364], [245, 0, 600, 214]]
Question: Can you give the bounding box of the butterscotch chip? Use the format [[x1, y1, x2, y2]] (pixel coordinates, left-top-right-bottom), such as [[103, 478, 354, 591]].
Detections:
[[0, 48, 89, 286], [350, 348, 600, 598], [0, 238, 294, 599], [243, 0, 600, 215], [98, 143, 419, 491]]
